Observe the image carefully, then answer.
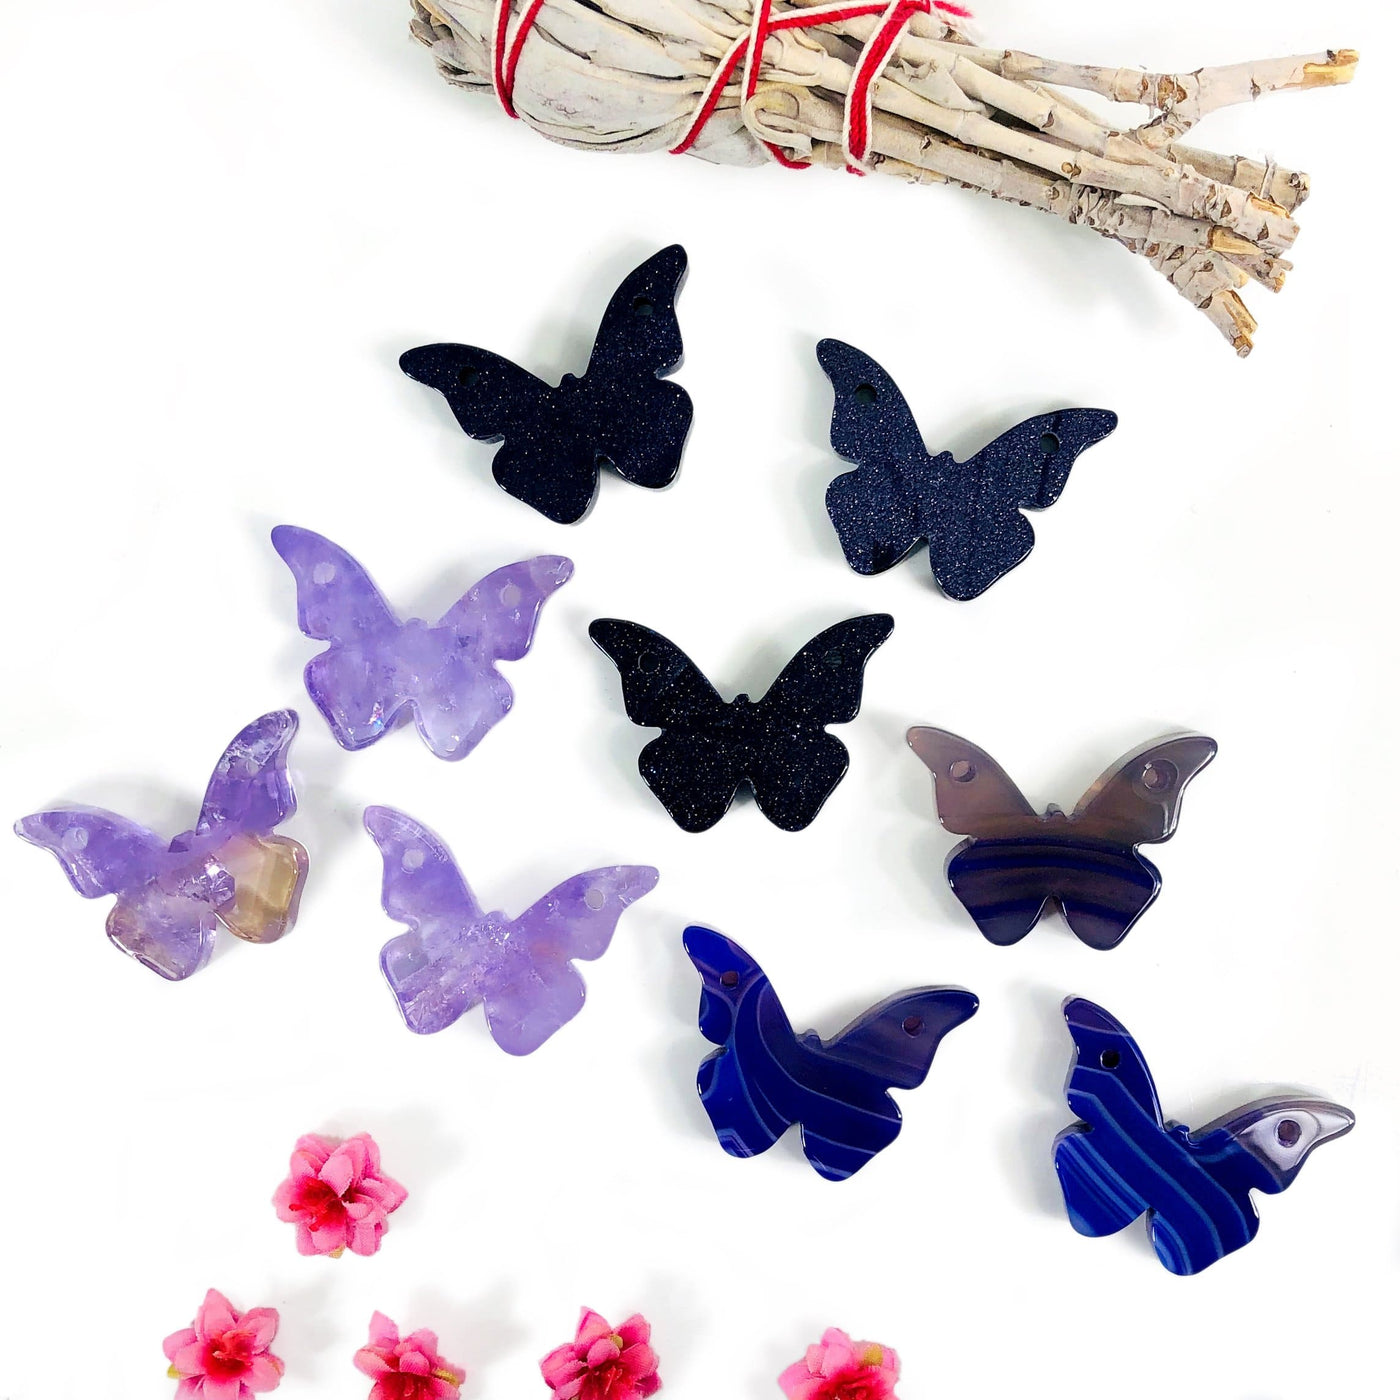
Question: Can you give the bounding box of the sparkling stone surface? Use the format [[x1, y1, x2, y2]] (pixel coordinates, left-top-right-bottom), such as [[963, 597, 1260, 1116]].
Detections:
[[818, 338, 1118, 600], [273, 525, 571, 760], [15, 711, 308, 979], [399, 245, 692, 524], [365, 805, 657, 1055]]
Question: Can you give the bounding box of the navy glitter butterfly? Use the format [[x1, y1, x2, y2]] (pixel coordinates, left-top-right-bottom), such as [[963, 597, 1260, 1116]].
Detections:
[[684, 926, 978, 1180], [909, 728, 1216, 950], [1054, 997, 1354, 1275], [818, 339, 1117, 599], [590, 615, 893, 832], [400, 246, 692, 524]]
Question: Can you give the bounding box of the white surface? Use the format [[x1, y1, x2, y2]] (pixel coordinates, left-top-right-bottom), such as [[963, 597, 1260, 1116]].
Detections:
[[0, 2, 1393, 1396]]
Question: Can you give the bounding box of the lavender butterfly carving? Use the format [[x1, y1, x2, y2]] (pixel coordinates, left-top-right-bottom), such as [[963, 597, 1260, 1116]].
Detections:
[[15, 711, 308, 980], [273, 525, 572, 760], [365, 806, 658, 1055]]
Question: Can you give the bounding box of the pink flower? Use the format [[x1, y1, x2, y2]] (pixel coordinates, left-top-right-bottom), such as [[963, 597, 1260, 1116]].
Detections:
[[540, 1308, 661, 1400], [272, 1131, 407, 1257], [353, 1312, 465, 1400], [163, 1289, 283, 1399], [778, 1328, 900, 1400]]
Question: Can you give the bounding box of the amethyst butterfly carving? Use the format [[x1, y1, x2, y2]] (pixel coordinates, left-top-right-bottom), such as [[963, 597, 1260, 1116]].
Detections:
[[365, 806, 658, 1055], [15, 710, 308, 980], [273, 525, 571, 760]]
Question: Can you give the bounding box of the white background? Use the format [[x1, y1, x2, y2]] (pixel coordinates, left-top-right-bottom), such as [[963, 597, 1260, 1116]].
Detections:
[[0, 1, 1394, 1396]]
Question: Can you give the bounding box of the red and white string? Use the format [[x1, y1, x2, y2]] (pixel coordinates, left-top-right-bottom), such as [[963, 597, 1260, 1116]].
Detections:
[[489, 0, 972, 172]]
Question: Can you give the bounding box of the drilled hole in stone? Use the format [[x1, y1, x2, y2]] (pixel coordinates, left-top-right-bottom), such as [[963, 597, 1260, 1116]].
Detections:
[[499, 583, 522, 609], [854, 383, 878, 406], [903, 1015, 924, 1036], [1100, 1049, 1121, 1070], [639, 652, 659, 674], [1040, 431, 1060, 454], [584, 887, 606, 911], [457, 365, 481, 387], [631, 295, 655, 317], [1277, 1118, 1302, 1147], [949, 760, 977, 784], [720, 970, 740, 989], [312, 562, 336, 586], [1141, 761, 1176, 793], [402, 848, 425, 872]]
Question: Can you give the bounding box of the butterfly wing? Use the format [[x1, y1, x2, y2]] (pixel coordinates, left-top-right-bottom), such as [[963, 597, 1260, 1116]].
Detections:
[[589, 619, 743, 831], [365, 805, 485, 1035], [195, 710, 300, 837], [1074, 735, 1218, 841], [15, 808, 219, 979], [390, 555, 576, 761], [1053, 997, 1164, 1238], [272, 526, 409, 750], [480, 865, 659, 1056], [798, 987, 979, 1180], [1049, 735, 1217, 947], [578, 245, 692, 493], [907, 728, 1037, 836], [817, 339, 929, 576], [188, 710, 308, 945], [682, 926, 801, 1160], [16, 807, 166, 898], [925, 408, 1117, 600], [741, 614, 892, 831]]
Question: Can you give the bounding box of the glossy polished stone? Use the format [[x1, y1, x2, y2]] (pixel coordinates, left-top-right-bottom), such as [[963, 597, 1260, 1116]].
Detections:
[[365, 805, 658, 1055], [15, 711, 308, 980], [909, 728, 1216, 949], [683, 926, 977, 1180], [590, 615, 893, 832], [818, 339, 1117, 599], [401, 246, 692, 524], [1055, 997, 1355, 1275], [273, 525, 571, 760]]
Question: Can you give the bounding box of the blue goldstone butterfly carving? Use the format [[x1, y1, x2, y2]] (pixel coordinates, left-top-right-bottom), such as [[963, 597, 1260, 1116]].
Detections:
[[590, 614, 893, 833], [400, 246, 692, 524], [1055, 997, 1354, 1275], [818, 338, 1118, 599], [909, 727, 1216, 949], [683, 926, 978, 1180]]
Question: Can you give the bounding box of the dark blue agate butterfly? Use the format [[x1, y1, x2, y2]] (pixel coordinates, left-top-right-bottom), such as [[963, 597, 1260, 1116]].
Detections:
[[909, 727, 1216, 950], [1055, 997, 1354, 1275], [684, 926, 978, 1181]]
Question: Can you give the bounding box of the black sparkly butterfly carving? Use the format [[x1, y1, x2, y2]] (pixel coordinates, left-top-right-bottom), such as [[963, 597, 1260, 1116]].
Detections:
[[589, 615, 894, 833], [400, 246, 692, 524], [818, 339, 1118, 599]]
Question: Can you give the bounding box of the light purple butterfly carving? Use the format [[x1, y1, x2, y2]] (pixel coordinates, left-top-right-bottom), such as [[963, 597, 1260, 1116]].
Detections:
[[15, 711, 308, 980], [272, 525, 572, 760], [365, 805, 658, 1055]]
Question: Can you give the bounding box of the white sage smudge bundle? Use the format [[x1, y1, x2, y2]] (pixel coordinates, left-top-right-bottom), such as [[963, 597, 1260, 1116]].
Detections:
[[409, 0, 1356, 355]]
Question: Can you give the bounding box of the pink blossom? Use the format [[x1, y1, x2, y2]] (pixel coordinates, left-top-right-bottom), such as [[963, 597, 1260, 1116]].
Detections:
[[540, 1308, 661, 1400], [163, 1289, 283, 1400], [778, 1328, 900, 1400], [353, 1312, 465, 1400], [272, 1131, 407, 1257]]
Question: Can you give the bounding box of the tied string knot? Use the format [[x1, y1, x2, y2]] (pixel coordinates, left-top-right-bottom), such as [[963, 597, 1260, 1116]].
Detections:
[[489, 0, 973, 173]]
